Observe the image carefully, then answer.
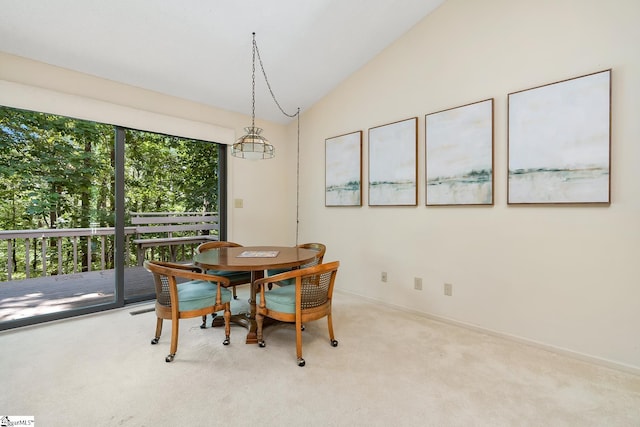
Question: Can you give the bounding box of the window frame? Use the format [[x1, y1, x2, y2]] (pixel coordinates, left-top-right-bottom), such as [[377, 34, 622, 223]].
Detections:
[[0, 107, 227, 329]]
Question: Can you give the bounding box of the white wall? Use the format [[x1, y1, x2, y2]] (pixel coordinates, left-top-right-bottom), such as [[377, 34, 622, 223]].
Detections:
[[0, 53, 297, 246], [297, 0, 640, 371]]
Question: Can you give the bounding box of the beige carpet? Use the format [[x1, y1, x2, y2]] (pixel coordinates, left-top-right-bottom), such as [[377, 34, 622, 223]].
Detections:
[[1, 288, 639, 427]]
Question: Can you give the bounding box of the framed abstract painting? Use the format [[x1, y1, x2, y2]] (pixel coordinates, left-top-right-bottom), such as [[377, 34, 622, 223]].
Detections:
[[425, 99, 494, 206], [508, 69, 611, 204], [325, 131, 363, 206], [368, 117, 418, 206]]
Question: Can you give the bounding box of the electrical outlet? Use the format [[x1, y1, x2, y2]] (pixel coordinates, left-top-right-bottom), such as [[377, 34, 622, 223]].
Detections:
[[381, 272, 387, 282], [414, 277, 422, 290], [444, 283, 453, 296]]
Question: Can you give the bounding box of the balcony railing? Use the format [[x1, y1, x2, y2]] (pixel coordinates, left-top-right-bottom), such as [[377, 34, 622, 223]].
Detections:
[[0, 213, 219, 324], [0, 212, 219, 282], [1, 227, 131, 281]]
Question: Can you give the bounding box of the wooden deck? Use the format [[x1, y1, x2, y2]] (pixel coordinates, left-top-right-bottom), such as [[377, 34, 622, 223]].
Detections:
[[0, 267, 155, 322]]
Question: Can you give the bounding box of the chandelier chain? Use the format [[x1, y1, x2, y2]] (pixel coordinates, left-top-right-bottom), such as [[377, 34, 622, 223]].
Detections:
[[254, 38, 299, 119], [295, 107, 300, 244], [248, 33, 301, 242], [251, 35, 256, 128]]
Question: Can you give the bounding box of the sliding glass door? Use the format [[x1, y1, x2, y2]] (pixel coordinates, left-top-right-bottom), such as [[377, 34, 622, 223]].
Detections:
[[0, 105, 224, 330], [0, 107, 119, 328], [122, 129, 223, 303]]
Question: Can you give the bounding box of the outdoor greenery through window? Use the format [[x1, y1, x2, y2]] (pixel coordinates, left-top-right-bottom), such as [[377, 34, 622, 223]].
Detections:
[[0, 105, 222, 325]]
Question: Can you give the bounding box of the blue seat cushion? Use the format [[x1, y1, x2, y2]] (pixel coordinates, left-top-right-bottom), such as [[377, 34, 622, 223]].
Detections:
[[177, 280, 232, 312], [266, 268, 294, 287], [257, 285, 296, 314], [206, 270, 251, 284]]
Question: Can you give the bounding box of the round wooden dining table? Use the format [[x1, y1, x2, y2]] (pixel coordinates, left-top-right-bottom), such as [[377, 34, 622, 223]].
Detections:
[[193, 246, 317, 344]]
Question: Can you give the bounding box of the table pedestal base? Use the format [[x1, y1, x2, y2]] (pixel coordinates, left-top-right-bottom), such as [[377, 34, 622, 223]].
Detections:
[[211, 312, 278, 344]]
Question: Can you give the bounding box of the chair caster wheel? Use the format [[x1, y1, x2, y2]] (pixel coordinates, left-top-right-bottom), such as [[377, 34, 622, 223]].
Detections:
[[301, 324, 305, 331], [223, 338, 230, 346], [165, 354, 174, 363], [200, 322, 207, 329], [233, 296, 238, 300], [258, 341, 266, 348], [297, 358, 306, 367], [331, 339, 338, 347], [151, 338, 159, 345]]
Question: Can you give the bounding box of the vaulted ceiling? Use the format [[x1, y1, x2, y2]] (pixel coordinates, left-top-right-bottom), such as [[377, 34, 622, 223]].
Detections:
[[0, 0, 444, 124]]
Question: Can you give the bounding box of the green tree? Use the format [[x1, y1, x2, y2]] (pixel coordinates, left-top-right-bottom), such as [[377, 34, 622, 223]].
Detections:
[[0, 106, 220, 279]]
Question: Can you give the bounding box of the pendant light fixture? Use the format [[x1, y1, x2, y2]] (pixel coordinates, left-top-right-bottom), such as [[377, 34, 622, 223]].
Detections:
[[232, 32, 299, 160]]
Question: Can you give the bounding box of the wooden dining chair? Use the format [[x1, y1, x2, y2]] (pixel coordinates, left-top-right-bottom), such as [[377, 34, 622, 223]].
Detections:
[[254, 261, 340, 367], [144, 260, 232, 362], [195, 241, 252, 300]]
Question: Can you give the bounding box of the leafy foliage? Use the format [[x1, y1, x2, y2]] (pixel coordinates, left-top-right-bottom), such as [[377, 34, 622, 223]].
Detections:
[[0, 106, 220, 278], [124, 129, 218, 215]]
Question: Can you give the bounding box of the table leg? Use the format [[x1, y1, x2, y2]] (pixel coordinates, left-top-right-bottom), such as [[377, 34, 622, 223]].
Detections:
[[244, 270, 263, 344], [210, 269, 263, 344]]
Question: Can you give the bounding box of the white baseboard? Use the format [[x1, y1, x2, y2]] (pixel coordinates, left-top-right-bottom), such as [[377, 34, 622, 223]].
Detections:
[[337, 290, 640, 377]]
